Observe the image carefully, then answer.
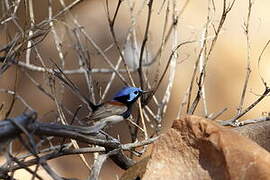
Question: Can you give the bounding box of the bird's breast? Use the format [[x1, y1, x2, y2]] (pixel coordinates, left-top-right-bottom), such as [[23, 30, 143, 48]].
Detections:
[[107, 101, 131, 118], [99, 115, 124, 125]]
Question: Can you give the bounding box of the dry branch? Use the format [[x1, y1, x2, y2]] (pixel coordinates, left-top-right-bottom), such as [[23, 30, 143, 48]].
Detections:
[[0, 112, 158, 178]]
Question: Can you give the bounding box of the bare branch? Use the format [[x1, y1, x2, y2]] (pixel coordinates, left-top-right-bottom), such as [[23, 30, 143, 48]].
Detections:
[[257, 40, 270, 86], [220, 87, 270, 126], [237, 0, 253, 115], [138, 0, 154, 89], [88, 150, 119, 180]]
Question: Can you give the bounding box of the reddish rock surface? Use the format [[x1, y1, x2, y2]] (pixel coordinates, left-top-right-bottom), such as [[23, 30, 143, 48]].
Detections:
[[121, 116, 270, 180]]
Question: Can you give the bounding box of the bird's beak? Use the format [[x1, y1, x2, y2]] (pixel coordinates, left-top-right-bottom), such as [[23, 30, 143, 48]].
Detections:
[[141, 90, 152, 94]]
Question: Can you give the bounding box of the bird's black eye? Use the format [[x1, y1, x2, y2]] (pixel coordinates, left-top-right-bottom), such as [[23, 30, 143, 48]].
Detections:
[[134, 91, 138, 95]]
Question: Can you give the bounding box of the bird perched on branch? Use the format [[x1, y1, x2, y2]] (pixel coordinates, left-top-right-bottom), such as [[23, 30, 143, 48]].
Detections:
[[86, 86, 146, 128], [53, 69, 147, 130]]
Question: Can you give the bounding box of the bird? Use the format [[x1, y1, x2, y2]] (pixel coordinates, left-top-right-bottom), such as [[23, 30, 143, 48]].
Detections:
[[87, 86, 146, 128], [53, 70, 146, 130]]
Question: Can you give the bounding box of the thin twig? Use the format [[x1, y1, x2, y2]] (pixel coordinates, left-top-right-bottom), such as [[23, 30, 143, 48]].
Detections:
[[208, 108, 228, 120], [220, 87, 270, 126], [187, 0, 235, 114], [40, 159, 64, 180], [234, 116, 270, 126], [143, 40, 197, 106], [157, 0, 179, 126], [0, 89, 33, 110], [237, 0, 253, 116], [88, 150, 119, 180], [257, 40, 270, 86], [25, 0, 35, 65], [105, 0, 135, 87], [138, 0, 154, 89]]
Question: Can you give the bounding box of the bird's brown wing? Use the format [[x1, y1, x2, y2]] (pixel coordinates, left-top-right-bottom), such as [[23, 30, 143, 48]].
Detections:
[[89, 102, 128, 122]]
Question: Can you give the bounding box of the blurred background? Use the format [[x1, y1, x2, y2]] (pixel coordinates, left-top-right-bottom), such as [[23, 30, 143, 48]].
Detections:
[[1, 0, 270, 179]]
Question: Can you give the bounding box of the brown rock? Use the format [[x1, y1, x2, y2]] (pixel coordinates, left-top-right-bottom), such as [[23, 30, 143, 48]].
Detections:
[[234, 120, 270, 151], [122, 116, 270, 180]]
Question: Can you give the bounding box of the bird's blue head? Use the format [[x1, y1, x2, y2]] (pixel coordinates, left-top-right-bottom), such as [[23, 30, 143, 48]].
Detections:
[[112, 86, 144, 105]]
